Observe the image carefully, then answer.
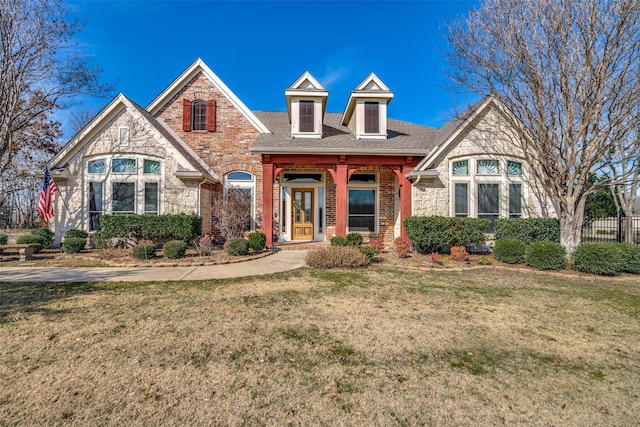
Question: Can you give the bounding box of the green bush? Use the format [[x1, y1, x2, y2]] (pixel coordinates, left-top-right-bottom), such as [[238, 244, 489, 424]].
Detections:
[[16, 234, 48, 253], [225, 238, 249, 256], [29, 228, 54, 248], [62, 237, 87, 254], [305, 246, 370, 269], [494, 218, 560, 244], [493, 238, 526, 264], [346, 232, 363, 247], [64, 229, 89, 239], [331, 236, 348, 247], [573, 243, 625, 276], [360, 244, 379, 262], [403, 216, 489, 253], [525, 241, 566, 270], [99, 214, 202, 242], [0, 233, 7, 245], [621, 244, 640, 274], [247, 231, 267, 252], [93, 232, 108, 249], [132, 243, 156, 260], [163, 240, 188, 259]]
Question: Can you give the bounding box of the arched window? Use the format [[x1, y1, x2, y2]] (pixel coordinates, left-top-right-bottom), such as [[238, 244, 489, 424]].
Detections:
[[225, 171, 255, 232], [182, 99, 216, 132]]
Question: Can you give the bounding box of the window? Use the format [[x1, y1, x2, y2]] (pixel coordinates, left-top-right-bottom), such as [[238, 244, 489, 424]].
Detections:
[[454, 183, 468, 217], [509, 183, 522, 218], [144, 160, 161, 174], [112, 182, 135, 213], [364, 102, 379, 134], [477, 159, 499, 175], [112, 158, 137, 174], [348, 189, 375, 232], [119, 127, 130, 146], [299, 101, 314, 133], [89, 182, 103, 231], [283, 173, 323, 182], [145, 183, 159, 214], [225, 171, 256, 232], [88, 160, 105, 174], [192, 101, 207, 131], [478, 184, 500, 231], [452, 160, 468, 175], [349, 174, 376, 183], [507, 161, 523, 176]]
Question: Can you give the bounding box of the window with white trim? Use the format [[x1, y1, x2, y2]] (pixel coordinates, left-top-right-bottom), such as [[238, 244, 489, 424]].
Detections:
[[225, 171, 255, 232], [450, 158, 526, 232], [347, 173, 377, 233]]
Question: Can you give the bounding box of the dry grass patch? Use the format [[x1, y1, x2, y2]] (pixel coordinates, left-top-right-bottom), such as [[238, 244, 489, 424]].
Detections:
[[0, 269, 639, 425]]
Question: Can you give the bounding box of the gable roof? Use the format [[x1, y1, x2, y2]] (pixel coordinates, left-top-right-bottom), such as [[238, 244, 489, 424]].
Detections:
[[285, 71, 329, 122], [342, 72, 394, 126], [146, 58, 271, 134], [48, 93, 219, 182], [252, 111, 438, 156]]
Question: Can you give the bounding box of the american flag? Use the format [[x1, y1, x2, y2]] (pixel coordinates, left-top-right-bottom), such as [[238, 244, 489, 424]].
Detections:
[[37, 167, 58, 222]]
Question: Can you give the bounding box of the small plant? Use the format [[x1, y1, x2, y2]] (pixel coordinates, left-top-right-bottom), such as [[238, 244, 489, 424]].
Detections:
[[305, 246, 370, 269], [477, 256, 493, 265], [493, 238, 526, 264], [163, 240, 188, 259], [247, 231, 267, 252], [193, 233, 214, 256], [345, 232, 363, 247], [225, 237, 249, 256], [450, 245, 469, 261], [62, 237, 86, 254], [360, 244, 379, 262], [368, 237, 385, 253], [132, 242, 156, 260], [429, 252, 442, 264], [330, 236, 348, 247], [394, 237, 410, 258], [0, 233, 7, 245], [16, 234, 48, 253], [28, 228, 54, 248], [64, 229, 89, 239], [525, 241, 566, 270]]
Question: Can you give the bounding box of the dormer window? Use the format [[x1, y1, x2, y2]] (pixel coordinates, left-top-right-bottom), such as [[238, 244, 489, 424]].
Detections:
[[364, 102, 379, 134], [299, 101, 314, 133]]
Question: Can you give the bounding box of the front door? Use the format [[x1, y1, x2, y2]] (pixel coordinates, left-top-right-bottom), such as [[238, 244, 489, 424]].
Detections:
[[292, 189, 314, 240]]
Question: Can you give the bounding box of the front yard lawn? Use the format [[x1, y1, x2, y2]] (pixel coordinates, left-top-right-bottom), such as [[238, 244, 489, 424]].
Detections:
[[1, 268, 638, 425]]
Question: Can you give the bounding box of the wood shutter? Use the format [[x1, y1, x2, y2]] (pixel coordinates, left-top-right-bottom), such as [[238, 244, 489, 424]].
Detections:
[[182, 99, 192, 132], [206, 99, 216, 132]]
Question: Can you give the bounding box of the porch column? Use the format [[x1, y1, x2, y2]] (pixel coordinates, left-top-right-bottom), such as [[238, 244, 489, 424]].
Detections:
[[335, 164, 348, 237], [393, 166, 413, 245], [262, 163, 274, 247]]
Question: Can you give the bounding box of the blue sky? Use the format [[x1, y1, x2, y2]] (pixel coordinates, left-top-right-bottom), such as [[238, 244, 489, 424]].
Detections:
[[65, 0, 478, 138]]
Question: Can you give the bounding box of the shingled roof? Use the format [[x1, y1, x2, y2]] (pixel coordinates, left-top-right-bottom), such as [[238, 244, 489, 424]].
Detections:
[[251, 112, 440, 156]]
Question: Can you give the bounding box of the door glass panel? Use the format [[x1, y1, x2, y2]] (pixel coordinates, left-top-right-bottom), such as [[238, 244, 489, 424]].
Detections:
[[304, 192, 311, 222], [295, 192, 301, 223]]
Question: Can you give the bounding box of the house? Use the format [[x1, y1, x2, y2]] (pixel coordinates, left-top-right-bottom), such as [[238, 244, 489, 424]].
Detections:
[[47, 59, 555, 247]]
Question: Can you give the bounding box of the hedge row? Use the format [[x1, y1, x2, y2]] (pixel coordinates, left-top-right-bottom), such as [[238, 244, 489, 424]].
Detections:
[[494, 218, 560, 244], [96, 214, 202, 242], [403, 216, 489, 253], [573, 243, 640, 276]]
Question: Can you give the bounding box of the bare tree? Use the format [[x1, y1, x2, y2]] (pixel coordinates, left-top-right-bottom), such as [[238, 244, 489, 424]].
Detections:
[[445, 0, 640, 254], [0, 0, 108, 179], [210, 187, 254, 240]]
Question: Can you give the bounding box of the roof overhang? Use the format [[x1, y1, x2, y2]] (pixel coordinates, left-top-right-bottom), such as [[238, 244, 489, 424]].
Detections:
[[250, 146, 425, 156]]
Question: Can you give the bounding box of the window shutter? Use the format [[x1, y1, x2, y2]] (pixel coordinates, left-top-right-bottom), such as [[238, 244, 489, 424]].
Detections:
[[183, 99, 192, 132], [206, 99, 216, 132]]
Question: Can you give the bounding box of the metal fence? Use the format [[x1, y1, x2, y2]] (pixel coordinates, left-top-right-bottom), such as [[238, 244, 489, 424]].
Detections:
[[582, 212, 640, 245]]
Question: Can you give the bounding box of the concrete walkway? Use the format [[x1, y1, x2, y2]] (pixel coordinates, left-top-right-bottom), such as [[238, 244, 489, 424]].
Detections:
[[0, 250, 308, 283]]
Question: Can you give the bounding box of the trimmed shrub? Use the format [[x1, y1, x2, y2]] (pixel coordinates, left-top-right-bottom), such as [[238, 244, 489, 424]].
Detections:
[[331, 236, 348, 247], [93, 232, 108, 249], [64, 229, 89, 239], [450, 246, 469, 261], [16, 234, 47, 253], [360, 244, 379, 262], [622, 244, 640, 274], [525, 241, 566, 270], [394, 237, 410, 258], [403, 216, 489, 253], [346, 232, 363, 247], [0, 233, 7, 245], [30, 228, 54, 248], [62, 237, 86, 254], [132, 243, 156, 260], [225, 238, 249, 256], [247, 231, 267, 252], [494, 218, 560, 244], [305, 246, 370, 269], [163, 240, 188, 259], [368, 237, 385, 253], [493, 238, 526, 264], [573, 243, 626, 276], [99, 214, 202, 242]]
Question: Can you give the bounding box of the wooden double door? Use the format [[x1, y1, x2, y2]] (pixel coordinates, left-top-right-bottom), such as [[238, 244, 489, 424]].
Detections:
[[292, 189, 313, 240]]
